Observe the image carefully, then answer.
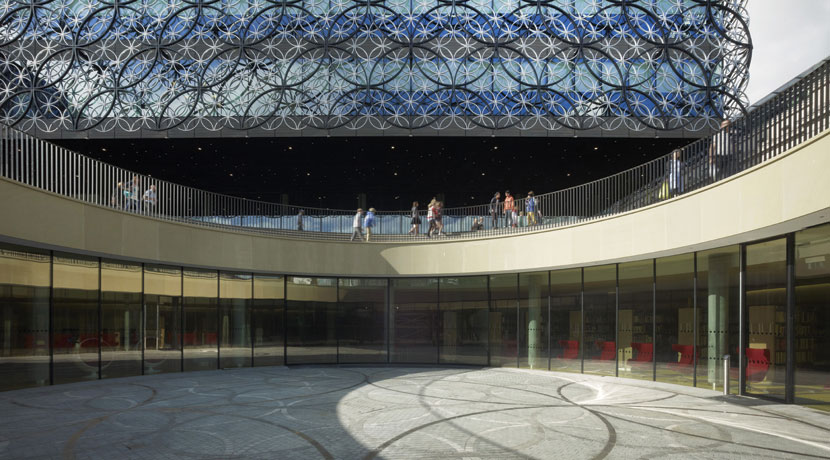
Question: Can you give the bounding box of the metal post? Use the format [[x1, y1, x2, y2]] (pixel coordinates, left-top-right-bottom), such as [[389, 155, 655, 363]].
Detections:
[[738, 245, 746, 395], [723, 354, 730, 395], [786, 233, 795, 403]]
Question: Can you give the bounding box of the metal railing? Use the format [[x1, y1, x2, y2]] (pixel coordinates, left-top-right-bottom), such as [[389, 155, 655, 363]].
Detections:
[[1, 58, 828, 242]]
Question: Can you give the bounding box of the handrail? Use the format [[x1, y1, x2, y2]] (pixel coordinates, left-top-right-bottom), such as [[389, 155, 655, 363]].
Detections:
[[1, 58, 828, 242]]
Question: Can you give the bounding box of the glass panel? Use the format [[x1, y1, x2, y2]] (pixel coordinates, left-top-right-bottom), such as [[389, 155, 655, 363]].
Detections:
[[183, 269, 217, 372], [390, 278, 438, 363], [101, 260, 141, 379], [338, 278, 387, 363], [519, 271, 549, 369], [618, 260, 654, 381], [696, 246, 740, 393], [655, 254, 695, 387], [52, 253, 99, 384], [0, 244, 50, 390], [253, 275, 284, 367], [745, 238, 787, 400], [583, 265, 616, 376], [489, 274, 517, 367], [220, 272, 252, 369], [550, 269, 582, 373], [795, 224, 830, 411], [144, 265, 181, 375], [286, 277, 337, 364], [439, 276, 488, 365]]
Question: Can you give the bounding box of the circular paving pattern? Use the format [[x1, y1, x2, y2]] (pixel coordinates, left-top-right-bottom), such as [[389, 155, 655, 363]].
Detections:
[[1, 367, 829, 459]]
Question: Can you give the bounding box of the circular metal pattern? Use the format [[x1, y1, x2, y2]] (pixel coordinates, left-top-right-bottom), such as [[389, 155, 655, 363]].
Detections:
[[0, 0, 751, 135], [1, 367, 828, 459]]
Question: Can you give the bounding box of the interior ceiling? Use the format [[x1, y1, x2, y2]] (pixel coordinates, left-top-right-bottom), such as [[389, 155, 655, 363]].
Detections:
[[55, 137, 691, 210]]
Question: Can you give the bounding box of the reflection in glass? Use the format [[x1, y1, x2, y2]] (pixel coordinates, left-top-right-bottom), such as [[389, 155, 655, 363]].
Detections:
[[253, 275, 284, 367], [550, 269, 582, 373], [745, 239, 787, 400], [6, 222, 830, 406], [220, 272, 252, 369], [655, 254, 695, 386], [583, 265, 616, 376], [390, 278, 438, 363], [144, 265, 181, 374], [286, 277, 337, 364], [696, 246, 740, 393], [183, 269, 218, 372], [338, 278, 387, 363], [52, 254, 99, 384], [519, 271, 549, 369], [439, 276, 488, 365], [489, 274, 517, 367], [795, 225, 830, 411], [618, 260, 654, 381], [101, 260, 142, 379], [0, 244, 50, 390]]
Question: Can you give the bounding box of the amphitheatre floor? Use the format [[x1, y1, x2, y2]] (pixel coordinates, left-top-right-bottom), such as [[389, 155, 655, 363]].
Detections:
[[1, 366, 829, 459]]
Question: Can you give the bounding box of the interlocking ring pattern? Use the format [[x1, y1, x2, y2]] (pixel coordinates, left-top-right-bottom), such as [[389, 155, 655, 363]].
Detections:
[[0, 0, 751, 135]]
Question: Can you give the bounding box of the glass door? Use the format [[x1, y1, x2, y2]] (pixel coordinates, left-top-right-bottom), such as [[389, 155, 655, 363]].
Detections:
[[745, 238, 787, 400]]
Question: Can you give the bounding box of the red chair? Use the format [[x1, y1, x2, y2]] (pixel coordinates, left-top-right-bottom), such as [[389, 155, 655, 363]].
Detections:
[[79, 334, 98, 348], [101, 333, 118, 347], [630, 342, 653, 363], [53, 333, 73, 349], [598, 341, 616, 361], [205, 332, 217, 345], [183, 332, 196, 346], [559, 340, 579, 360], [746, 348, 770, 382], [666, 344, 695, 371]]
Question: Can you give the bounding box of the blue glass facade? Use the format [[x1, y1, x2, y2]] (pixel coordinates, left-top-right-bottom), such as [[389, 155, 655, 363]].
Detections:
[[0, 0, 750, 136]]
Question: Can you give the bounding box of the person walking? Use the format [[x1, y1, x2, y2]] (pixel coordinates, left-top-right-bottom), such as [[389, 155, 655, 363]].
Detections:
[[434, 201, 444, 237], [364, 207, 376, 241], [350, 208, 365, 241], [489, 192, 500, 228], [667, 150, 683, 198], [526, 191, 536, 226], [143, 184, 157, 214], [427, 198, 437, 238], [408, 201, 421, 235], [297, 209, 304, 231], [125, 175, 141, 212], [503, 190, 515, 228], [708, 119, 732, 181]]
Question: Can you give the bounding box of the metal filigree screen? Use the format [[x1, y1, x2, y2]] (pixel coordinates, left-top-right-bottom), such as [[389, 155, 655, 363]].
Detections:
[[0, 0, 751, 137]]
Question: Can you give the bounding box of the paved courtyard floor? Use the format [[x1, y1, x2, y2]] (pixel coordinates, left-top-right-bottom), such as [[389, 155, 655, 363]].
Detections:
[[1, 366, 829, 459]]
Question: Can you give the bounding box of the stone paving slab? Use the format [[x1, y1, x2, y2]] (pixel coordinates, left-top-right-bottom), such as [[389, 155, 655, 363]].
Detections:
[[1, 366, 829, 459]]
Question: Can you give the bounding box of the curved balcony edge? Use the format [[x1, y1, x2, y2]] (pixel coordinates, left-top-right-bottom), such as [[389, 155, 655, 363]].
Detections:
[[1, 129, 829, 277]]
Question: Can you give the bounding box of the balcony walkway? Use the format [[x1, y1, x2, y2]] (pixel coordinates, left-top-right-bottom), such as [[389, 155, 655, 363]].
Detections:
[[1, 366, 828, 459]]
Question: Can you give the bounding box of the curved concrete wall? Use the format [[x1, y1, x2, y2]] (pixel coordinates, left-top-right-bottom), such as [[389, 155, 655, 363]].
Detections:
[[1, 130, 829, 276]]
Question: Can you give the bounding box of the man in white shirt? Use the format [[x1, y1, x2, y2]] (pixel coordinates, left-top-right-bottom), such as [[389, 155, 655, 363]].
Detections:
[[143, 185, 157, 214], [708, 119, 732, 181], [350, 208, 364, 241]]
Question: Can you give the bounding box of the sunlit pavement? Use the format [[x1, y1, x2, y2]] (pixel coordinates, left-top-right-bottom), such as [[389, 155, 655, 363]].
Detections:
[[1, 366, 829, 459]]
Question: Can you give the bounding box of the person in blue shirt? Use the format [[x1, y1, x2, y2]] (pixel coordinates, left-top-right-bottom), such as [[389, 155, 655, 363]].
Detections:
[[526, 191, 536, 226], [364, 207, 376, 241]]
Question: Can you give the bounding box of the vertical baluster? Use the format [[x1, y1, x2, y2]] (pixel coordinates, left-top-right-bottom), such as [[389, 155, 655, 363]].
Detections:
[[1, 126, 5, 179], [11, 129, 17, 182]]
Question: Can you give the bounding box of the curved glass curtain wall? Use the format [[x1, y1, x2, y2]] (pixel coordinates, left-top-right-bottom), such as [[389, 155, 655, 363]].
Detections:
[[2, 223, 830, 411]]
